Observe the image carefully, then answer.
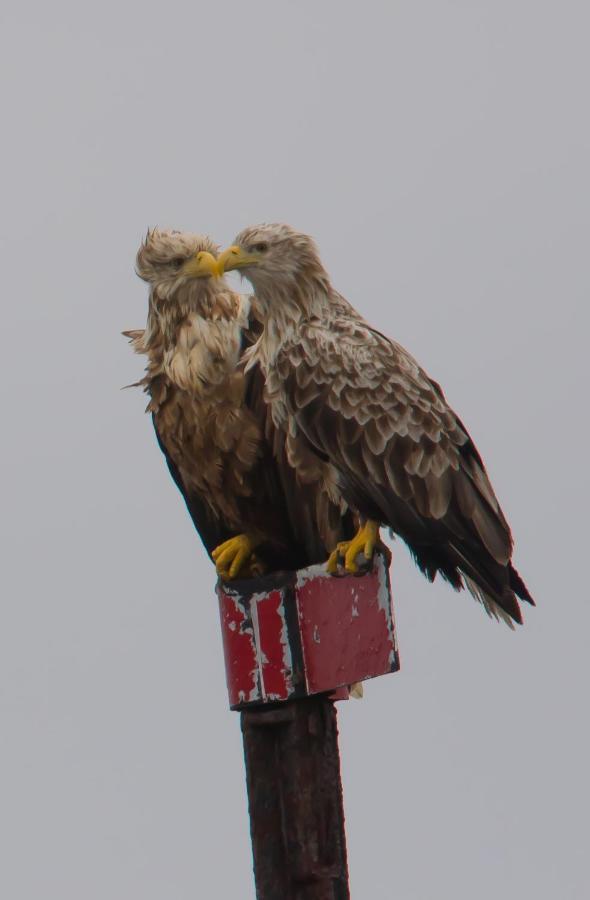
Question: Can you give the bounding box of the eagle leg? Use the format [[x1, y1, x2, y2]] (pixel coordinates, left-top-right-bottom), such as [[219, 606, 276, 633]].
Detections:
[[326, 520, 381, 574], [211, 533, 261, 579]]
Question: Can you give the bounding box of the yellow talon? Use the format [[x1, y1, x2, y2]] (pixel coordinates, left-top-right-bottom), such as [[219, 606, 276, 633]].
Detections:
[[326, 521, 380, 574], [327, 542, 350, 573], [212, 533, 259, 579]]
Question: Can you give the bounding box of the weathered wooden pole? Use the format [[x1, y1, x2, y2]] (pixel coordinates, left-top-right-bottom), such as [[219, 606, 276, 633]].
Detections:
[[241, 697, 349, 899], [216, 552, 399, 899]]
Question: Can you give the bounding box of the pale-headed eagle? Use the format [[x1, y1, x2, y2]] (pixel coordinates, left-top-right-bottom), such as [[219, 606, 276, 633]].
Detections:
[[218, 224, 534, 626], [127, 228, 353, 578]]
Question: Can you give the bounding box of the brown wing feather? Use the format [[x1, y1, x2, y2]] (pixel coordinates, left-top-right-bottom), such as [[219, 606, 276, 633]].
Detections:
[[244, 360, 355, 562]]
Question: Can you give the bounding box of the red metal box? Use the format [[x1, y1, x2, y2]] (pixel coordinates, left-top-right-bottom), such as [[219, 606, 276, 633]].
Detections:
[[217, 552, 399, 710]]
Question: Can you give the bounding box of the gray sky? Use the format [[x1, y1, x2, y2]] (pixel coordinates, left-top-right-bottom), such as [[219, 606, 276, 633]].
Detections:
[[1, 1, 588, 897]]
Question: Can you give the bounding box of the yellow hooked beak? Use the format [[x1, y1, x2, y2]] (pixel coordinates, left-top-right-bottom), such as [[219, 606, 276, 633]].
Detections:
[[218, 245, 260, 274], [181, 250, 220, 278]]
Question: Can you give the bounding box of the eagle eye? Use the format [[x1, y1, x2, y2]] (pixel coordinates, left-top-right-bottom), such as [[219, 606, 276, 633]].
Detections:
[[251, 242, 269, 254], [169, 257, 185, 269]]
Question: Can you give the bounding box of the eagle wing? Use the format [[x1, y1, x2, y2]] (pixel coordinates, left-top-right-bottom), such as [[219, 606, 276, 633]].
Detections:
[[153, 416, 231, 556], [244, 358, 356, 564], [125, 329, 231, 559], [271, 311, 532, 624]]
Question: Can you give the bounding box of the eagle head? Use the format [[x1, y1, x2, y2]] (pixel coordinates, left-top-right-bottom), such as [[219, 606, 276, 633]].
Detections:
[[136, 228, 220, 288], [218, 223, 327, 294]]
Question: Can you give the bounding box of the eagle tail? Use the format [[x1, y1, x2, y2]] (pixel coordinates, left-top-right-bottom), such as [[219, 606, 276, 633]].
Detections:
[[444, 542, 528, 627], [509, 564, 535, 606], [463, 576, 518, 630]]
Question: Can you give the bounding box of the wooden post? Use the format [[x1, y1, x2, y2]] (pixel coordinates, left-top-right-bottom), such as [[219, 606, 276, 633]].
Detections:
[[216, 554, 398, 898], [241, 695, 349, 900]]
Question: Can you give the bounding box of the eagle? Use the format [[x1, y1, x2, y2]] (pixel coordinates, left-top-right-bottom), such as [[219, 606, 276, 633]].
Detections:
[[218, 224, 535, 627], [127, 228, 353, 578]]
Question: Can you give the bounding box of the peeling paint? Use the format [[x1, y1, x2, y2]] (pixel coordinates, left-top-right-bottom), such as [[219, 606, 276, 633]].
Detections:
[[275, 593, 294, 689], [216, 587, 261, 706], [294, 562, 329, 588], [217, 552, 399, 710], [376, 554, 399, 669]]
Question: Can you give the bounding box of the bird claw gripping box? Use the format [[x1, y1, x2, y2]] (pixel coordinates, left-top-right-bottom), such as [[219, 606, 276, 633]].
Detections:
[[217, 551, 399, 709]]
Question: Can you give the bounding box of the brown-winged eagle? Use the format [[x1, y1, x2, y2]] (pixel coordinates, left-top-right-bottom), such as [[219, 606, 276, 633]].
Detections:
[[126, 228, 353, 578], [218, 224, 534, 626]]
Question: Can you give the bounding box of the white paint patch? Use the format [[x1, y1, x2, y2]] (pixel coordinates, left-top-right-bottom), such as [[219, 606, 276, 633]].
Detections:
[[295, 562, 330, 588], [275, 592, 294, 696], [351, 586, 360, 618], [249, 591, 267, 701], [375, 555, 398, 668], [247, 589, 294, 701]]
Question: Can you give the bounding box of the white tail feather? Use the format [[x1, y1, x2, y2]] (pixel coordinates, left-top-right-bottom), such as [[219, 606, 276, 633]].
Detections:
[[463, 575, 516, 630]]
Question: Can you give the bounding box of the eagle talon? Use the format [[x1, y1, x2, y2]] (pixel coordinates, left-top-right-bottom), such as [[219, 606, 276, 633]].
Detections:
[[245, 552, 266, 578], [327, 541, 349, 574], [212, 533, 259, 579], [326, 521, 380, 574]]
